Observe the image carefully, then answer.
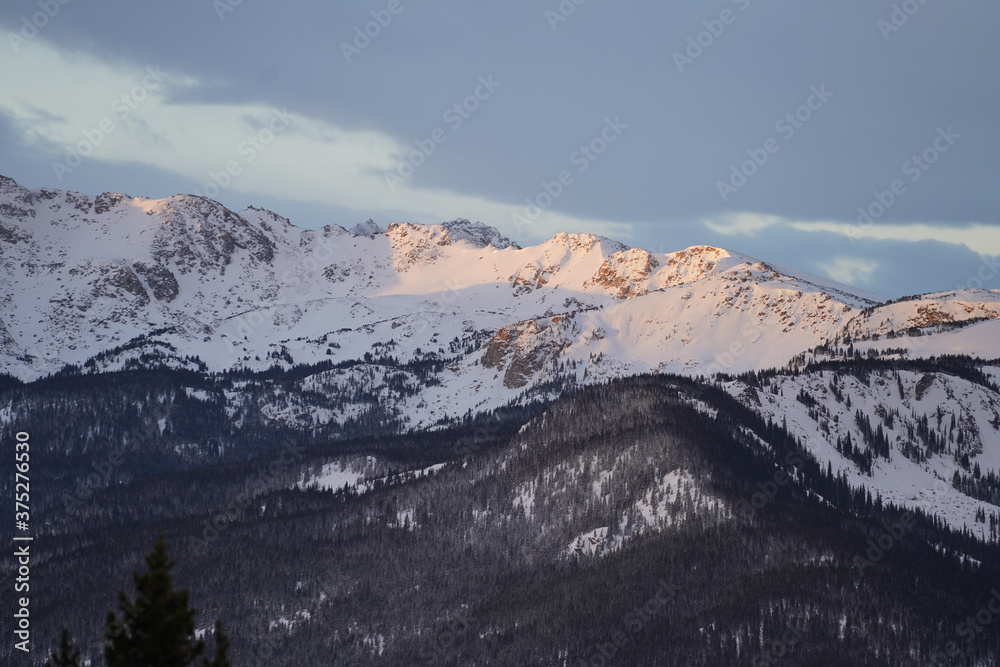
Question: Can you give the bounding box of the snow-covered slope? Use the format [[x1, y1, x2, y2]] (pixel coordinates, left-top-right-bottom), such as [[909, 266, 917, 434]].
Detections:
[[1, 175, 996, 431], [724, 366, 1000, 541], [5, 175, 1000, 547], [845, 290, 1000, 340]]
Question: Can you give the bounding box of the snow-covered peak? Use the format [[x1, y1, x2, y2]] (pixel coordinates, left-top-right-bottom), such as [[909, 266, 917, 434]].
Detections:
[[350, 219, 382, 236], [0, 174, 32, 201], [383, 222, 454, 272], [653, 245, 742, 286], [585, 248, 662, 299], [239, 206, 294, 231], [441, 219, 515, 250], [542, 231, 628, 256], [1, 173, 996, 415]]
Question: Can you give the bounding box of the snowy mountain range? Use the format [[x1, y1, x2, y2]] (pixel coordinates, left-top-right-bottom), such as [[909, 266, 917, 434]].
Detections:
[[4, 175, 1000, 664], [2, 174, 999, 541], [3, 175, 995, 388]]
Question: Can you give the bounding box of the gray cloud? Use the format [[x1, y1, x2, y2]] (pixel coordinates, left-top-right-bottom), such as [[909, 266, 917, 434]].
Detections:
[[1, 0, 996, 294]]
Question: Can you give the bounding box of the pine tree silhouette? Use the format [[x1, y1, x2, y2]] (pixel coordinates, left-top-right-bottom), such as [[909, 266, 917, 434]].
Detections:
[[44, 628, 82, 667], [203, 621, 230, 667], [104, 535, 229, 667]]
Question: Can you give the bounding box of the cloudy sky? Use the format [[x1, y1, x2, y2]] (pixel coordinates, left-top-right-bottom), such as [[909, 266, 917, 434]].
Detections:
[[1, 0, 997, 297]]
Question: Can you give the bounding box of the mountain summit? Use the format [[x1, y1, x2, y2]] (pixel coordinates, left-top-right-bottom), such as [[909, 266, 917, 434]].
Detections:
[[0, 175, 997, 424]]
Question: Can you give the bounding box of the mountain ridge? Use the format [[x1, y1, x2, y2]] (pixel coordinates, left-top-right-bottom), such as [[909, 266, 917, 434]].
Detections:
[[3, 177, 1000, 664], [1, 175, 997, 430]]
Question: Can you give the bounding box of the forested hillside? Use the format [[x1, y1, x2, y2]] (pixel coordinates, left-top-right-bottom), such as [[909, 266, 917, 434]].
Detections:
[[6, 372, 998, 665]]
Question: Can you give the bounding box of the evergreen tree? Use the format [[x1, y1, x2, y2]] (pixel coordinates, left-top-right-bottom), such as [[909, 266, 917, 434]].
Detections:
[[203, 621, 230, 667], [44, 628, 82, 667], [105, 535, 229, 667]]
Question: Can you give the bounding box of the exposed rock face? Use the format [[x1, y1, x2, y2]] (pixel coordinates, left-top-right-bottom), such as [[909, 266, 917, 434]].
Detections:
[[915, 374, 935, 401], [843, 290, 1000, 339], [441, 219, 515, 250], [132, 261, 180, 302], [0, 316, 20, 355], [586, 249, 660, 299], [511, 262, 560, 296], [0, 224, 18, 244], [386, 223, 451, 272], [547, 232, 626, 255], [350, 219, 383, 236], [94, 192, 125, 215], [913, 305, 954, 327], [323, 265, 350, 283], [0, 175, 35, 222], [481, 327, 513, 370], [481, 319, 568, 389], [383, 219, 513, 273], [150, 199, 276, 274], [61, 261, 152, 313], [655, 245, 730, 288], [103, 264, 148, 300]]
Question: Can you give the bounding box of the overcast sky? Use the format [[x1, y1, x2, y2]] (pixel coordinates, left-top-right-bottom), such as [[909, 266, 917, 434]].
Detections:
[[1, 0, 997, 297]]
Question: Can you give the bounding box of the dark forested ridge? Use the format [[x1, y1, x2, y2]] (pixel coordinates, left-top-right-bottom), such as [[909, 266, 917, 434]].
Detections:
[[0, 362, 550, 516], [2, 366, 999, 665]]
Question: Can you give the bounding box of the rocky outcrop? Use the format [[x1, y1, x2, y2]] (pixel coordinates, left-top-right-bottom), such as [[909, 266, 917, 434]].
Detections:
[[94, 192, 125, 215], [547, 232, 626, 255], [386, 222, 451, 271], [350, 219, 382, 237], [586, 249, 660, 299], [511, 262, 560, 296], [481, 318, 569, 389], [132, 261, 180, 302], [150, 199, 276, 274], [63, 261, 151, 312], [442, 219, 515, 250], [0, 177, 35, 222], [843, 290, 1000, 339], [0, 224, 18, 244], [103, 265, 148, 299]]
